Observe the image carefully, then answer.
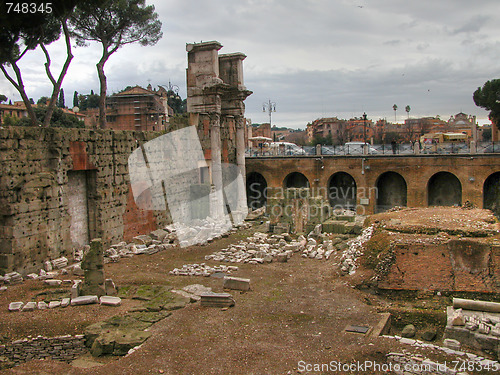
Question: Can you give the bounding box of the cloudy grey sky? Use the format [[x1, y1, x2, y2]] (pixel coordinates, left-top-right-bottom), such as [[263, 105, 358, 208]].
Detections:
[[2, 0, 500, 128]]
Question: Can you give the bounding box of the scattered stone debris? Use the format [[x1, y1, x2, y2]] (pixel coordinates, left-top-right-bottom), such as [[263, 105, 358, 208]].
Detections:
[[169, 264, 238, 277], [383, 334, 500, 373], [445, 298, 500, 359], [339, 225, 374, 275], [1, 272, 23, 285], [205, 232, 300, 263]]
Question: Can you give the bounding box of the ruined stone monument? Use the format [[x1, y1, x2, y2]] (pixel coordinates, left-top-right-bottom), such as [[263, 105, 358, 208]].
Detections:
[[80, 238, 105, 296]]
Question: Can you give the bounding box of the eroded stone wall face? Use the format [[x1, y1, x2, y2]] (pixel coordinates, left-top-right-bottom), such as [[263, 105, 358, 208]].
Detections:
[[377, 242, 500, 293], [0, 127, 169, 274]]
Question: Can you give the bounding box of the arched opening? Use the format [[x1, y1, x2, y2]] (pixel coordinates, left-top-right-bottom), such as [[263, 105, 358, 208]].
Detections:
[[246, 172, 267, 210], [375, 172, 407, 213], [483, 172, 500, 217], [283, 172, 310, 189], [328, 172, 357, 211], [428, 172, 462, 206]]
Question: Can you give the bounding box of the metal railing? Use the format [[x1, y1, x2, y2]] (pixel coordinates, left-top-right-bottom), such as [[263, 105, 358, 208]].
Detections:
[[246, 142, 500, 157], [246, 145, 316, 156], [477, 141, 500, 154]]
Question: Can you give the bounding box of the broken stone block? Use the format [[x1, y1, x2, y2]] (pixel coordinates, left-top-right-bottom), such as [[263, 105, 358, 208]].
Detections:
[[71, 280, 82, 299], [51, 257, 68, 269], [71, 295, 99, 306], [99, 296, 122, 306], [44, 279, 62, 286], [171, 289, 200, 302], [44, 260, 53, 272], [276, 253, 288, 263], [38, 301, 48, 310], [61, 298, 70, 308], [149, 229, 168, 241], [21, 301, 36, 312], [478, 323, 490, 335], [223, 276, 251, 291], [48, 301, 61, 309], [80, 238, 105, 296], [182, 284, 212, 296], [200, 292, 235, 308], [70, 263, 83, 276], [104, 279, 117, 296], [443, 338, 461, 351], [26, 273, 39, 280], [132, 235, 153, 246], [4, 272, 23, 284], [451, 309, 465, 326], [8, 302, 23, 312]]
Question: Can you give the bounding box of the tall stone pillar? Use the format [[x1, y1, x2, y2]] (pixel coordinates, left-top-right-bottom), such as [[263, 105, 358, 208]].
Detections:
[[210, 113, 224, 219], [235, 115, 247, 214]]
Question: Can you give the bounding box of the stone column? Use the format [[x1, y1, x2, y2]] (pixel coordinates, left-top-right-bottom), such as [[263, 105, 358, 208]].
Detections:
[[210, 113, 224, 219], [235, 116, 248, 217]]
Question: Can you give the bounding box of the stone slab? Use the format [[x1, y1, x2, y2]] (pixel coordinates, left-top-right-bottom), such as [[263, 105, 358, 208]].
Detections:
[[223, 276, 251, 291], [21, 301, 37, 312], [200, 292, 235, 308], [71, 295, 99, 306], [99, 296, 122, 306], [49, 301, 61, 309], [8, 302, 23, 312]]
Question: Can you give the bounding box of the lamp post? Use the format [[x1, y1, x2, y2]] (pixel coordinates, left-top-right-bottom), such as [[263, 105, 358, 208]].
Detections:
[[362, 112, 368, 144], [262, 99, 276, 127]]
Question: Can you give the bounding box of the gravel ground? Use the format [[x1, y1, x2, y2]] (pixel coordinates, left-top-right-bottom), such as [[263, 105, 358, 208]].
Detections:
[[0, 222, 494, 374]]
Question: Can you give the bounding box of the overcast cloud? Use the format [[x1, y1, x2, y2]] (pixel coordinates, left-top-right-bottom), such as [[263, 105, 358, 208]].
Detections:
[[1, 0, 500, 128]]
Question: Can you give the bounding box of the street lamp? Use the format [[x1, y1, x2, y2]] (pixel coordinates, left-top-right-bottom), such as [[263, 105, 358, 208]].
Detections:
[[362, 112, 368, 144], [262, 99, 276, 127]]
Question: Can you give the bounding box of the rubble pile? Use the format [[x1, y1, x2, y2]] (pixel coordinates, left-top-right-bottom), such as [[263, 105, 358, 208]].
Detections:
[[205, 232, 304, 264], [169, 264, 238, 277], [104, 221, 253, 264], [384, 334, 500, 373], [0, 272, 23, 285], [300, 236, 335, 260], [339, 225, 375, 275]]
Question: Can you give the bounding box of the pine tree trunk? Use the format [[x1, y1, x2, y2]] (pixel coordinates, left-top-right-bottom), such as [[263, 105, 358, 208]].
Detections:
[[96, 51, 109, 130]]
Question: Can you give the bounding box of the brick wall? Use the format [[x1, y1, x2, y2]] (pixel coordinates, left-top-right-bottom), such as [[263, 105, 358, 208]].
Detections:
[[0, 126, 170, 274], [246, 155, 500, 215]]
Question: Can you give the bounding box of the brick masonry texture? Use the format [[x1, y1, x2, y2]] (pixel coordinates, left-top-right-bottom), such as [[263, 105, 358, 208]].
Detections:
[[0, 127, 170, 274], [246, 155, 500, 215]]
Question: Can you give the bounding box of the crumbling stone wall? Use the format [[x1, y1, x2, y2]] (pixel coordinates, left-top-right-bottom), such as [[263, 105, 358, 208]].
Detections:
[[0, 334, 87, 366], [0, 126, 169, 274]]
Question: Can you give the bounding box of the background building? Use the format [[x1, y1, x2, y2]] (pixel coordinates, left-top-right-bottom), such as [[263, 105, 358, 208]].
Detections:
[[105, 85, 172, 131]]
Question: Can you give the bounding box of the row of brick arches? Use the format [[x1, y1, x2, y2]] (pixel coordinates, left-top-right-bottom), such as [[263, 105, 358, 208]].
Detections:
[[246, 171, 500, 215]]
